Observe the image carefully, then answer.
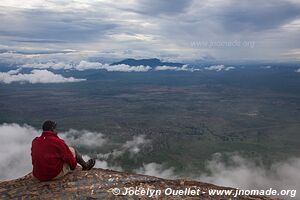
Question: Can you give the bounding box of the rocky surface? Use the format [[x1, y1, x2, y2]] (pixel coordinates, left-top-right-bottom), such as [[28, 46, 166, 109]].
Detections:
[[0, 168, 279, 200]]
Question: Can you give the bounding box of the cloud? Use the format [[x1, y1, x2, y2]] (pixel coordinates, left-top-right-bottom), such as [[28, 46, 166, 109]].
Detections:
[[295, 68, 300, 72], [205, 65, 235, 71], [0, 45, 87, 63], [2, 48, 75, 55], [0, 50, 75, 64], [6, 68, 22, 75], [104, 64, 152, 72], [198, 153, 299, 198], [155, 64, 198, 72], [75, 61, 152, 72], [130, 0, 193, 16], [155, 66, 181, 71], [20, 60, 206, 73], [0, 123, 150, 180], [134, 162, 176, 179], [61, 129, 107, 150], [20, 61, 152, 72], [21, 62, 73, 70], [0, 0, 300, 61], [0, 69, 85, 84], [135, 153, 300, 198], [122, 135, 151, 155], [98, 135, 151, 159], [217, 0, 300, 32], [74, 61, 104, 71], [224, 66, 235, 71], [262, 65, 272, 69], [0, 6, 117, 43], [0, 123, 39, 180], [205, 65, 225, 71]]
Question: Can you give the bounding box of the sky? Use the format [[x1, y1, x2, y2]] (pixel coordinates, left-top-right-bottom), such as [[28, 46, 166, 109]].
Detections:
[[0, 0, 300, 62]]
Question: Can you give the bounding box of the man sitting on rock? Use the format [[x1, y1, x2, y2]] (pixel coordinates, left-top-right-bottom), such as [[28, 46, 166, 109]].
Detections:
[[31, 120, 96, 181]]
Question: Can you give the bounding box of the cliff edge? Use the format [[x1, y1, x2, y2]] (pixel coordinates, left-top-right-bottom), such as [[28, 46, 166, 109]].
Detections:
[[0, 168, 278, 199]]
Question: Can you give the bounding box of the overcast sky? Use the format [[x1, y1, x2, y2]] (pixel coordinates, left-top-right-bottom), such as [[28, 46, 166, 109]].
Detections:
[[0, 0, 300, 62]]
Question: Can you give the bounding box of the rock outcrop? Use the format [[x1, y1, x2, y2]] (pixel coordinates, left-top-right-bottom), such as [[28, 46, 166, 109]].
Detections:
[[0, 168, 279, 200]]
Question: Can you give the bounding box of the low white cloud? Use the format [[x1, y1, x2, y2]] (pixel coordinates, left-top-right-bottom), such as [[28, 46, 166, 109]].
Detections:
[[16, 58, 203, 73], [262, 65, 272, 69], [155, 65, 179, 71], [0, 69, 85, 84], [134, 162, 176, 179], [0, 123, 39, 180], [224, 66, 235, 71], [98, 135, 151, 159], [61, 129, 107, 150], [198, 153, 299, 198], [135, 153, 300, 198], [75, 61, 104, 71], [205, 65, 235, 71], [295, 68, 300, 73], [155, 64, 198, 72], [20, 61, 152, 72], [75, 61, 152, 72], [6, 68, 22, 75], [205, 65, 225, 71], [22, 62, 73, 70], [122, 135, 151, 155], [102, 64, 152, 72]]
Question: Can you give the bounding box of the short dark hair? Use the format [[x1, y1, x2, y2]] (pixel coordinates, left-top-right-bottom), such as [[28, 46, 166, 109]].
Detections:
[[42, 120, 57, 131]]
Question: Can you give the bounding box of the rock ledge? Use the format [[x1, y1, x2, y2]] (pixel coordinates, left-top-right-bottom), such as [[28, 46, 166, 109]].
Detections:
[[0, 168, 279, 199]]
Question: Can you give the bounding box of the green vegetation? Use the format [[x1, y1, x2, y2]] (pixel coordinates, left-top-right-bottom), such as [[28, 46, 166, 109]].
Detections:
[[1, 68, 300, 173]]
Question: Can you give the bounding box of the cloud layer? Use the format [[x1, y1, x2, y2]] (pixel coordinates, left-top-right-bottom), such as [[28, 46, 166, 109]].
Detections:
[[96, 135, 151, 161], [205, 65, 235, 71], [135, 153, 300, 198], [0, 123, 38, 180], [198, 153, 299, 198], [0, 0, 300, 61], [21, 61, 152, 72], [154, 64, 198, 72], [0, 59, 240, 85], [17, 60, 237, 73], [134, 162, 176, 179], [17, 59, 198, 72], [0, 69, 85, 84], [61, 129, 107, 150]]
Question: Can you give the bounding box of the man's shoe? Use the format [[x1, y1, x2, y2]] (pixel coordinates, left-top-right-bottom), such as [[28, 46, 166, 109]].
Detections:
[[75, 149, 96, 170], [82, 159, 96, 170]]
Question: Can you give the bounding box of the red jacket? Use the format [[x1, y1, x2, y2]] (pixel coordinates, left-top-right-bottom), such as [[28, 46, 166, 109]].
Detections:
[[31, 131, 77, 181]]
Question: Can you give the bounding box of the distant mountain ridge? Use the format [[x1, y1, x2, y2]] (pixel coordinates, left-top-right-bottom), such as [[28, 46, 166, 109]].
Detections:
[[111, 58, 184, 68]]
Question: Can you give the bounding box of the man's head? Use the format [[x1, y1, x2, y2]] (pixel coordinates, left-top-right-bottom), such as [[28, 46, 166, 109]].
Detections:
[[42, 120, 57, 131]]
